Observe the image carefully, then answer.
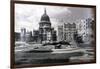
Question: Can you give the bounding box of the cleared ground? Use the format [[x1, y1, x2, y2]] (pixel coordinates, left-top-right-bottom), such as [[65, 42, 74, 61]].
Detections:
[[15, 42, 95, 66]]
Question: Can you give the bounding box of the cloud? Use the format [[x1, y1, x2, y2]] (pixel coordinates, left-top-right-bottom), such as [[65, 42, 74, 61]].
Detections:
[[15, 4, 93, 32], [15, 4, 71, 32]]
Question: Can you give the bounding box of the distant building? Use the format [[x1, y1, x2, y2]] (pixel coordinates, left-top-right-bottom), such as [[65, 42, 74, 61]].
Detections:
[[58, 23, 76, 42], [20, 28, 33, 42], [76, 18, 94, 43], [21, 28, 26, 42], [25, 31, 33, 42], [64, 23, 76, 42], [33, 30, 39, 43], [15, 32, 21, 41], [51, 28, 57, 42], [58, 25, 63, 41], [39, 9, 57, 43]]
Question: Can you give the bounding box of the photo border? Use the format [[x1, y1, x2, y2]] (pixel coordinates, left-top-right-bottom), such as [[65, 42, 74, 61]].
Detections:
[[10, 0, 96, 68]]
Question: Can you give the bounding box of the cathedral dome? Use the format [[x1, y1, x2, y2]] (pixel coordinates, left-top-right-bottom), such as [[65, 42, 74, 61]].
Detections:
[[40, 9, 50, 22]]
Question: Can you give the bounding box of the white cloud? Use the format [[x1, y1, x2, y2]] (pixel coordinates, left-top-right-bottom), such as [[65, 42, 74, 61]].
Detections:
[[15, 3, 93, 32], [15, 4, 71, 32]]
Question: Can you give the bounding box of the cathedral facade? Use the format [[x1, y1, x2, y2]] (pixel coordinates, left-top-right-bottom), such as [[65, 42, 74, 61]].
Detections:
[[38, 9, 57, 43], [16, 9, 57, 44]]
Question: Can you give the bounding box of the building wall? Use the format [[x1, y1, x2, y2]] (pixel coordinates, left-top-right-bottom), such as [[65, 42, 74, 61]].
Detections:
[[58, 23, 76, 42], [15, 32, 21, 41], [58, 25, 63, 41], [76, 18, 94, 43], [21, 28, 26, 42], [64, 23, 76, 42]]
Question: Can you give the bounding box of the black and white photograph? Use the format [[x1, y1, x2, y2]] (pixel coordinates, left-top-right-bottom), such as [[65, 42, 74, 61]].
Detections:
[[11, 1, 96, 68]]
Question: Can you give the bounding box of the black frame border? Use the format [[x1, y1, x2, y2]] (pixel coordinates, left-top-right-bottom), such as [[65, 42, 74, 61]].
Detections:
[[10, 0, 96, 69]]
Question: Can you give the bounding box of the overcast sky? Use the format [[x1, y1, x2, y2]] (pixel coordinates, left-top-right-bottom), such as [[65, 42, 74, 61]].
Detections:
[[15, 4, 94, 32]]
